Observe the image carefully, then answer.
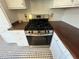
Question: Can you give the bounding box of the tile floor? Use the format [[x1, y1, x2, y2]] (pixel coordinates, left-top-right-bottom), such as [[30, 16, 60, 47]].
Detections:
[[0, 44, 53, 59]]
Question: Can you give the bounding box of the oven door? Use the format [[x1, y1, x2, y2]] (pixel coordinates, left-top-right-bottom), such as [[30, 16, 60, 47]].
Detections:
[[26, 35, 52, 45]]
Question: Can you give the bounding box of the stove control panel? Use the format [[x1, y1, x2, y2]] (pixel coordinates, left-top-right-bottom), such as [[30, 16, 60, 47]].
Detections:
[[25, 30, 53, 36]]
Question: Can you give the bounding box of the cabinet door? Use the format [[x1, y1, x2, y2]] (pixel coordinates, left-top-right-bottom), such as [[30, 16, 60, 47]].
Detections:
[[53, 39, 63, 59], [54, 37, 66, 59], [53, 0, 72, 8], [54, 32, 73, 59], [11, 30, 29, 46], [0, 4, 11, 32], [1, 30, 29, 46], [50, 33, 66, 59], [6, 0, 26, 9], [54, 32, 67, 55], [56, 36, 73, 59], [50, 36, 56, 59], [50, 32, 74, 59]]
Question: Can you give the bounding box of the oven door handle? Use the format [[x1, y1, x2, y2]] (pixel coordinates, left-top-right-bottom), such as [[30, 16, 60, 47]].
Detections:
[[25, 33, 53, 36]]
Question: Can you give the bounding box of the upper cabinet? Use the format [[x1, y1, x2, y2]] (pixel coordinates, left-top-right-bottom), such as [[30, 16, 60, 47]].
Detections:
[[52, 0, 72, 8], [50, 0, 79, 8], [55, 0, 72, 8], [5, 0, 27, 9]]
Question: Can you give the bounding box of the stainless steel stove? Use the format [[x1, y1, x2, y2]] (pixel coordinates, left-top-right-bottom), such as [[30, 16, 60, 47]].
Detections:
[[24, 18, 53, 45]]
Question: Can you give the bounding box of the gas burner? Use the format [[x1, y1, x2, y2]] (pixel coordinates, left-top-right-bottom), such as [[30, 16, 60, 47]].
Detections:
[[25, 19, 53, 30]]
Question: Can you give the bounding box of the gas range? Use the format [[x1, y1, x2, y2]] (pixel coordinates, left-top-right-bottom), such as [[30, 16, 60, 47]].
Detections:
[[24, 18, 53, 45], [24, 18, 53, 36]]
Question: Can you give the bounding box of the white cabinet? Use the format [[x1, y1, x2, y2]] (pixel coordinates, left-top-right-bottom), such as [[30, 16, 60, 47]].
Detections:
[[73, 0, 79, 6], [51, 37, 66, 59], [1, 30, 29, 46], [52, 0, 72, 8], [5, 0, 27, 9], [0, 4, 11, 32], [50, 32, 73, 59], [50, 0, 79, 8]]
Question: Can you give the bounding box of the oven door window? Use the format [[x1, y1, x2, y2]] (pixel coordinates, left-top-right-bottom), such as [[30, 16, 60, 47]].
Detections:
[[27, 36, 52, 45]]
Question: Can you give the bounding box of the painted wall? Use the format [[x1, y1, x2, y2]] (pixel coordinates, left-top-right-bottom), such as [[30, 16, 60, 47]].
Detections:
[[15, 0, 31, 22], [0, 0, 18, 23], [16, 10, 28, 22], [62, 8, 79, 28], [15, 0, 51, 22], [30, 0, 50, 14], [49, 9, 65, 21]]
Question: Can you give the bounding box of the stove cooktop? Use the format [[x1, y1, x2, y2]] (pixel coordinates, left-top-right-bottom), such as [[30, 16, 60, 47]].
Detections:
[[24, 19, 53, 30]]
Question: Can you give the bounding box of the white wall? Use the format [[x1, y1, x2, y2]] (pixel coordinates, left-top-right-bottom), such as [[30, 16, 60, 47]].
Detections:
[[15, 0, 31, 22], [16, 10, 28, 22], [30, 0, 50, 14], [0, 0, 18, 23], [62, 8, 79, 28], [50, 9, 65, 21], [50, 8, 79, 28]]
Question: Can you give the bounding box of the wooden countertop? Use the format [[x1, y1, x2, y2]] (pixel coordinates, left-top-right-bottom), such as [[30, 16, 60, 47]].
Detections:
[[50, 21, 79, 59], [9, 22, 27, 30]]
